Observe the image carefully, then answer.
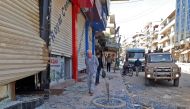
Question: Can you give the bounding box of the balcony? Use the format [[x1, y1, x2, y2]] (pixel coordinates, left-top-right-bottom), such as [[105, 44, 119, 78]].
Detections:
[[159, 36, 169, 44], [159, 19, 175, 34], [152, 39, 158, 44], [163, 45, 174, 52]]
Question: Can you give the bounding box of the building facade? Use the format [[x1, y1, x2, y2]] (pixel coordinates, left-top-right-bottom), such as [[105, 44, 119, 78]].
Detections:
[[143, 22, 160, 52], [175, 0, 190, 62], [158, 10, 175, 54], [0, 0, 110, 102], [132, 33, 146, 49]]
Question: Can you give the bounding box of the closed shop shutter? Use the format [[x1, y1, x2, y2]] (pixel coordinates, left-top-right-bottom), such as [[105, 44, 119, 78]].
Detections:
[[89, 27, 93, 50], [78, 13, 86, 71], [0, 0, 48, 85], [50, 0, 72, 57]]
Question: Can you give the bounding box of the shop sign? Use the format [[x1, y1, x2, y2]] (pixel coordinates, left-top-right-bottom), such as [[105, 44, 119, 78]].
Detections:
[[50, 57, 65, 85]]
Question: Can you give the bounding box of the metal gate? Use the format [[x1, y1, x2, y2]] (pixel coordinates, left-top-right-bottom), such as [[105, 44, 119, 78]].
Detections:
[[78, 13, 86, 71], [89, 27, 93, 50], [0, 0, 48, 85], [50, 0, 72, 57]]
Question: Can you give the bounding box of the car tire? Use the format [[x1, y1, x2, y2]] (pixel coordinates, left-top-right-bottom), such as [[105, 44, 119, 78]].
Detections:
[[174, 78, 179, 87]]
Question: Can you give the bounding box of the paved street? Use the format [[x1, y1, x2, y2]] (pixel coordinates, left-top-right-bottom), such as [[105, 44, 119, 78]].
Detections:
[[37, 69, 190, 109], [123, 71, 190, 108], [38, 70, 127, 109], [2, 69, 190, 109]]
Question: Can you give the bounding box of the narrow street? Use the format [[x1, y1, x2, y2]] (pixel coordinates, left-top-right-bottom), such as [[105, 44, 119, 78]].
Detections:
[[1, 0, 190, 109], [123, 71, 190, 108]]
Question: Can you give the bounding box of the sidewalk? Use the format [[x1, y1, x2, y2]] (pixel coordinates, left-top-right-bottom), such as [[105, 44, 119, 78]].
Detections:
[[176, 63, 190, 74], [39, 69, 127, 109]]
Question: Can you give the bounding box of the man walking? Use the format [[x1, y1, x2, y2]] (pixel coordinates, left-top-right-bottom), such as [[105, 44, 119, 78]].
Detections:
[[85, 50, 99, 96]]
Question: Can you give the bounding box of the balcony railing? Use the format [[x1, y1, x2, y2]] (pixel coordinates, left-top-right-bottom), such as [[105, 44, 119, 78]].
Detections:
[[160, 19, 175, 34], [152, 39, 158, 44], [159, 36, 169, 44]]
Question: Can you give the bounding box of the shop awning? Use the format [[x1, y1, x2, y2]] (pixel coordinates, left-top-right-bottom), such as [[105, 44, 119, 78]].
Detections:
[[78, 0, 94, 8], [181, 49, 190, 54]]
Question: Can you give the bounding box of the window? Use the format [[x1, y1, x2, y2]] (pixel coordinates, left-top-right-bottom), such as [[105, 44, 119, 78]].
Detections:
[[128, 52, 145, 59], [149, 54, 173, 63]]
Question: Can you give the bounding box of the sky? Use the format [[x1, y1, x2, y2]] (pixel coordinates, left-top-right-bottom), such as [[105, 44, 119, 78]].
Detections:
[[110, 0, 176, 42]]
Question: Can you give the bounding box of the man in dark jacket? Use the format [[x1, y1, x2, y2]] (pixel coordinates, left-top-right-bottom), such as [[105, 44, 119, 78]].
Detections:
[[95, 53, 103, 85], [134, 58, 142, 76]]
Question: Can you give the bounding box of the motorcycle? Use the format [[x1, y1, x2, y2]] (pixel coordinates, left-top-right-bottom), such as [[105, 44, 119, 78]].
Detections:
[[122, 64, 134, 77]]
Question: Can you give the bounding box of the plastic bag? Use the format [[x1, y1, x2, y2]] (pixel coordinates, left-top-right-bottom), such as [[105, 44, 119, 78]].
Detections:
[[102, 69, 106, 78]]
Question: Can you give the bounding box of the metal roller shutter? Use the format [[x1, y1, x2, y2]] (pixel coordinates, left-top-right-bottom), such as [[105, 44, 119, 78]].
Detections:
[[0, 0, 49, 85], [50, 0, 72, 57], [78, 13, 86, 71], [89, 27, 93, 50]]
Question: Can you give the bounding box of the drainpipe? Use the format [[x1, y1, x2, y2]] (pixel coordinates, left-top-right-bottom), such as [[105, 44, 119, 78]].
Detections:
[[72, 0, 79, 81], [92, 30, 95, 55], [85, 20, 89, 55]]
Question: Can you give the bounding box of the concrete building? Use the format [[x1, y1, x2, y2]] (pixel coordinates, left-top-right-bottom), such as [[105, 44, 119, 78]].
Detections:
[[0, 0, 110, 103], [132, 32, 146, 49], [175, 0, 190, 63], [143, 22, 161, 52], [158, 10, 175, 54]]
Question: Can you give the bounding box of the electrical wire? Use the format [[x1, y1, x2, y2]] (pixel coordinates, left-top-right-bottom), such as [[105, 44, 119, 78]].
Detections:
[[116, 2, 172, 23], [111, 0, 144, 4]]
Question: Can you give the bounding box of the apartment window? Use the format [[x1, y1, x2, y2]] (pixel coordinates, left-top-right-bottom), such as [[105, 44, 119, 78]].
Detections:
[[187, 0, 190, 37]]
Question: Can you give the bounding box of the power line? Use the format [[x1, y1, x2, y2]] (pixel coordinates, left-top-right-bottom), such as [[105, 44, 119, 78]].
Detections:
[[111, 0, 144, 4], [116, 2, 171, 23]]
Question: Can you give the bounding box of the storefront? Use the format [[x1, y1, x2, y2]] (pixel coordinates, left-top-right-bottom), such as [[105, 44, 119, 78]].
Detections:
[[0, 0, 49, 99], [50, 0, 72, 87]]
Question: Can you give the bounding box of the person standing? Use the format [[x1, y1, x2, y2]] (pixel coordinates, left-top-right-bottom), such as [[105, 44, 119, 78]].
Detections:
[[106, 54, 112, 72], [95, 53, 103, 85], [85, 50, 99, 96], [134, 58, 142, 76]]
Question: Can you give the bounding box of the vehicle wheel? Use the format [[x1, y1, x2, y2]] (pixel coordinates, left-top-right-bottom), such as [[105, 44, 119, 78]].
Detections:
[[174, 78, 179, 87], [145, 78, 150, 86]]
